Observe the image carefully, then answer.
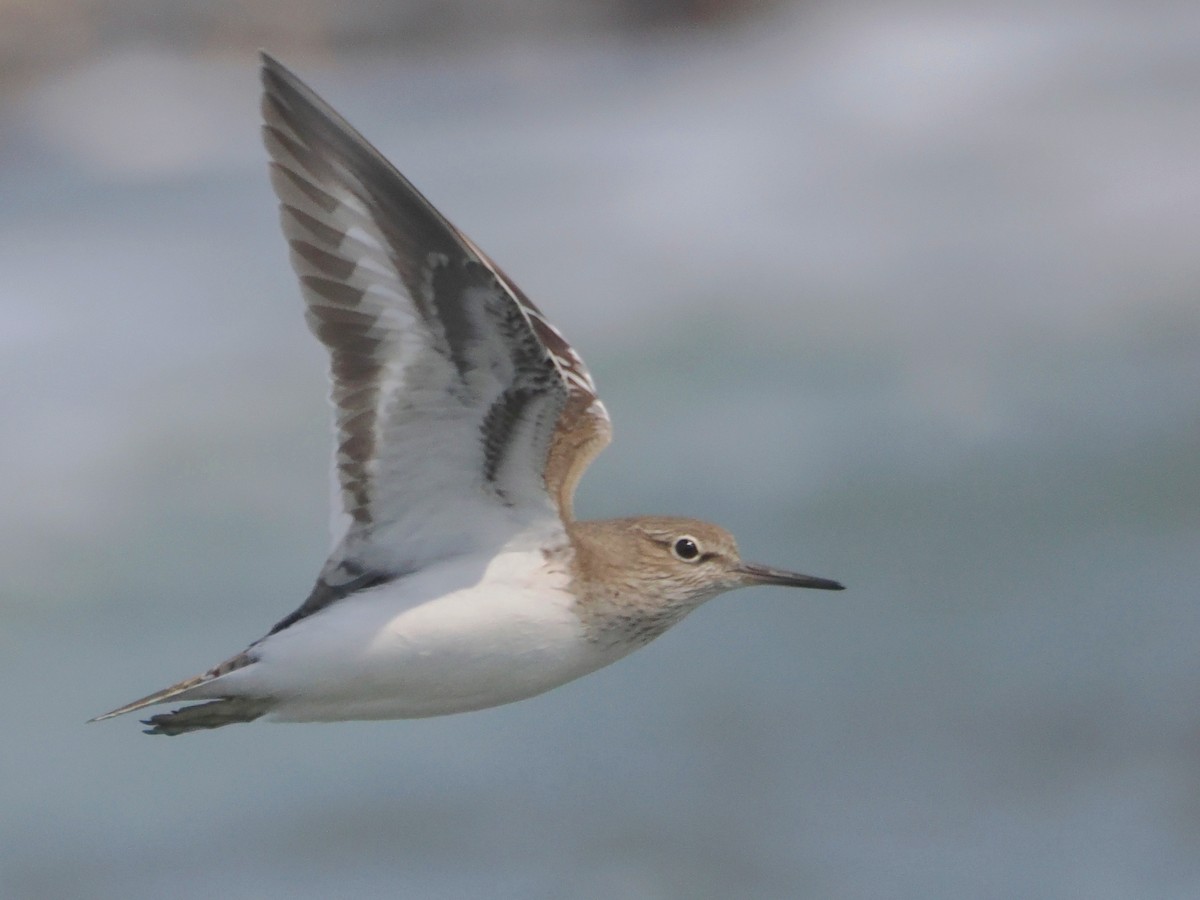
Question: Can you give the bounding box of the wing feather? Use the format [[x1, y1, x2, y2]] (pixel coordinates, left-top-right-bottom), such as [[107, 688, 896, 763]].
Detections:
[[259, 55, 610, 597]]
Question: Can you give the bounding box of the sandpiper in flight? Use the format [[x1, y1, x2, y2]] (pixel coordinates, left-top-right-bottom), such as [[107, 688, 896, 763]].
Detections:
[[93, 54, 843, 735]]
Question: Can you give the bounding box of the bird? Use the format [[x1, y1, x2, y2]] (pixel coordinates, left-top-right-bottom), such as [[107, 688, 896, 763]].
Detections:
[[91, 53, 843, 735]]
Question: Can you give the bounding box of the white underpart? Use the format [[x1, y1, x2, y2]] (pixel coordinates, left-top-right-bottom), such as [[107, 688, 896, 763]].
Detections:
[[208, 543, 621, 721]]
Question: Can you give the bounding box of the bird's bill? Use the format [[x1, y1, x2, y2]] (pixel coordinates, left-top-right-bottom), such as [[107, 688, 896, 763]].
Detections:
[[737, 562, 844, 591]]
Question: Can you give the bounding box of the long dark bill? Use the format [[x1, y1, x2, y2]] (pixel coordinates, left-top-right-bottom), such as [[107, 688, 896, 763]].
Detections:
[[737, 562, 844, 591]]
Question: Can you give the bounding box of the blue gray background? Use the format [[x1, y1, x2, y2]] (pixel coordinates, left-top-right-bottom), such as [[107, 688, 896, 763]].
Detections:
[[3, 1, 1199, 897]]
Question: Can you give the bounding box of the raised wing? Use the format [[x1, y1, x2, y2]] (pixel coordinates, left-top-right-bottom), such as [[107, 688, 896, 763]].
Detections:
[[259, 54, 610, 595]]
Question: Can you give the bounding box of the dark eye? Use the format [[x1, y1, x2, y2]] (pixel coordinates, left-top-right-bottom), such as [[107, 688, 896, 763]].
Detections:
[[672, 536, 700, 561]]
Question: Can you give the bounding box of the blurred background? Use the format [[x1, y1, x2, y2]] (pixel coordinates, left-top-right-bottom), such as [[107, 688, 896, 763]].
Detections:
[[2, 0, 1199, 897]]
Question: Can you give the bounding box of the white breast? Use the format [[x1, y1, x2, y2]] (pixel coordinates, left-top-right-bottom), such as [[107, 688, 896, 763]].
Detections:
[[227, 548, 615, 721]]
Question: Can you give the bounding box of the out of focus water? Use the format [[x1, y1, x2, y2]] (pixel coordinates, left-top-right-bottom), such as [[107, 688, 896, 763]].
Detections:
[[3, 3, 1200, 898]]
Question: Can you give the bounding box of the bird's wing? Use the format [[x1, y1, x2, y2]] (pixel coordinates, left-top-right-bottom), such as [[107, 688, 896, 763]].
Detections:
[[260, 55, 611, 608]]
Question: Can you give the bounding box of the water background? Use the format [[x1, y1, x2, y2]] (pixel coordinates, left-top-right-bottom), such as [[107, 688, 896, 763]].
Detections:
[[3, 2, 1199, 897]]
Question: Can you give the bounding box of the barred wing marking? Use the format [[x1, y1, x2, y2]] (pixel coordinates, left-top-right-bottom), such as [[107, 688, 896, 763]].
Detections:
[[260, 55, 610, 587], [461, 242, 612, 521]]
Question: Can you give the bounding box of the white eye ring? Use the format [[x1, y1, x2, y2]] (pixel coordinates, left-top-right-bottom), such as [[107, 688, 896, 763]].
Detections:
[[672, 536, 702, 562]]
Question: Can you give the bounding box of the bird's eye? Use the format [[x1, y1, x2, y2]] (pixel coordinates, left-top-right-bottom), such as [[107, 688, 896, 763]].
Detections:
[[672, 536, 701, 562]]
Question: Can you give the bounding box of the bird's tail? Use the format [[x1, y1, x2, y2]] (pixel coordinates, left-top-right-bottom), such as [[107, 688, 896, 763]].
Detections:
[[89, 651, 261, 734], [139, 697, 273, 735]]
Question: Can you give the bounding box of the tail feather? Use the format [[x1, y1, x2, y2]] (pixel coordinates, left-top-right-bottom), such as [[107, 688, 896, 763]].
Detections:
[[141, 698, 272, 735], [90, 651, 257, 725], [89, 674, 211, 723]]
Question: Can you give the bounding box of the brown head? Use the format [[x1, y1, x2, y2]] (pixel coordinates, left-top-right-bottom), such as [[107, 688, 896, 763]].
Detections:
[[567, 515, 842, 647]]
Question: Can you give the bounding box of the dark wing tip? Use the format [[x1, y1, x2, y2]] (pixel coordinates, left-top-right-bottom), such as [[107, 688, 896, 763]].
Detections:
[[260, 52, 321, 117], [258, 52, 358, 141], [259, 50, 302, 93], [259, 50, 295, 98]]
